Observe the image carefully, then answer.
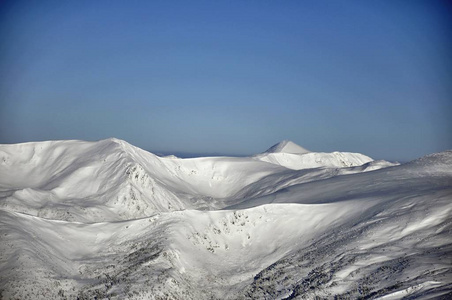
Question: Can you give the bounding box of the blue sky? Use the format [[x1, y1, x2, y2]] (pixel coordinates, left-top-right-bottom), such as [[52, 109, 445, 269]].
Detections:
[[0, 0, 450, 161]]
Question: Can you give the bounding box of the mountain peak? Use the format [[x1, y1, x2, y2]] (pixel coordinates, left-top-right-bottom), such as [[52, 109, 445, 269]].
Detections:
[[265, 140, 310, 154]]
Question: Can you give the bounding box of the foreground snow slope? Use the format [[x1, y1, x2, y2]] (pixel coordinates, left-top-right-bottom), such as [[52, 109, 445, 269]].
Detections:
[[0, 139, 451, 299]]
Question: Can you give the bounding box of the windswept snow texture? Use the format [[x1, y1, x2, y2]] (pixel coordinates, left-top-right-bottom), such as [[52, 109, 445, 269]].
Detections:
[[0, 139, 451, 300]]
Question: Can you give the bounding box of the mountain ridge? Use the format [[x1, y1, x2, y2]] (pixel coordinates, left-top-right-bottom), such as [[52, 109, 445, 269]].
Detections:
[[1, 138, 451, 299]]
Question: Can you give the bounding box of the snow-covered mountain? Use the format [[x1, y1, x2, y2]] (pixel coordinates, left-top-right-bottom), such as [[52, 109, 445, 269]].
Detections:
[[255, 140, 374, 170], [264, 140, 311, 154], [0, 139, 451, 299]]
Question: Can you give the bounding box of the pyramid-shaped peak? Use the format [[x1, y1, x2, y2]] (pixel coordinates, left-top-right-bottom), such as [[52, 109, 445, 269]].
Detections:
[[265, 140, 311, 154]]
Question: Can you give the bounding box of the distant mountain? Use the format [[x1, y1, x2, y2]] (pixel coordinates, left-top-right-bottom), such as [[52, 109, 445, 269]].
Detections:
[[264, 140, 311, 154], [256, 140, 375, 170]]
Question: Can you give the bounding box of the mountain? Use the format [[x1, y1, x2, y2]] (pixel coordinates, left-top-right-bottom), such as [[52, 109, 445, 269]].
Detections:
[[256, 140, 375, 170], [264, 140, 311, 154], [0, 139, 451, 299]]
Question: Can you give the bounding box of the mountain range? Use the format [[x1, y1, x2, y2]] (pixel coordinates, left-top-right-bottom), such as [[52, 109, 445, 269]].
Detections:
[[0, 139, 451, 299]]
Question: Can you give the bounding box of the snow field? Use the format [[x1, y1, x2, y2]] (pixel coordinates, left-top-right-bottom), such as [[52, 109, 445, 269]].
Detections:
[[0, 139, 451, 299]]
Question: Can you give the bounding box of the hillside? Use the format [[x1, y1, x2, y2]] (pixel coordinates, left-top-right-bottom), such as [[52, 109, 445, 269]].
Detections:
[[0, 139, 451, 299]]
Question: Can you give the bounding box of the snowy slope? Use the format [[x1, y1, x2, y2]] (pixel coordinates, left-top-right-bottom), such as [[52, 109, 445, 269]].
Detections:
[[0, 138, 292, 221], [255, 140, 373, 170], [0, 139, 451, 299], [265, 140, 311, 154], [0, 139, 189, 221]]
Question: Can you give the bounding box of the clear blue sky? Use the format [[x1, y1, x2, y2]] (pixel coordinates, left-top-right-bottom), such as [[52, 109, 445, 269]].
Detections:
[[1, 0, 450, 161]]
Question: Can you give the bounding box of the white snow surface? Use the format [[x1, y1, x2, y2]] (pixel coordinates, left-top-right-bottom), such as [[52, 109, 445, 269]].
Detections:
[[256, 140, 373, 170], [264, 140, 311, 154], [0, 138, 451, 299]]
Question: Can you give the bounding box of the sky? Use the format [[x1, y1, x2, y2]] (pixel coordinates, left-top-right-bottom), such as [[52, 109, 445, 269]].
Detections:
[[0, 0, 451, 161]]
